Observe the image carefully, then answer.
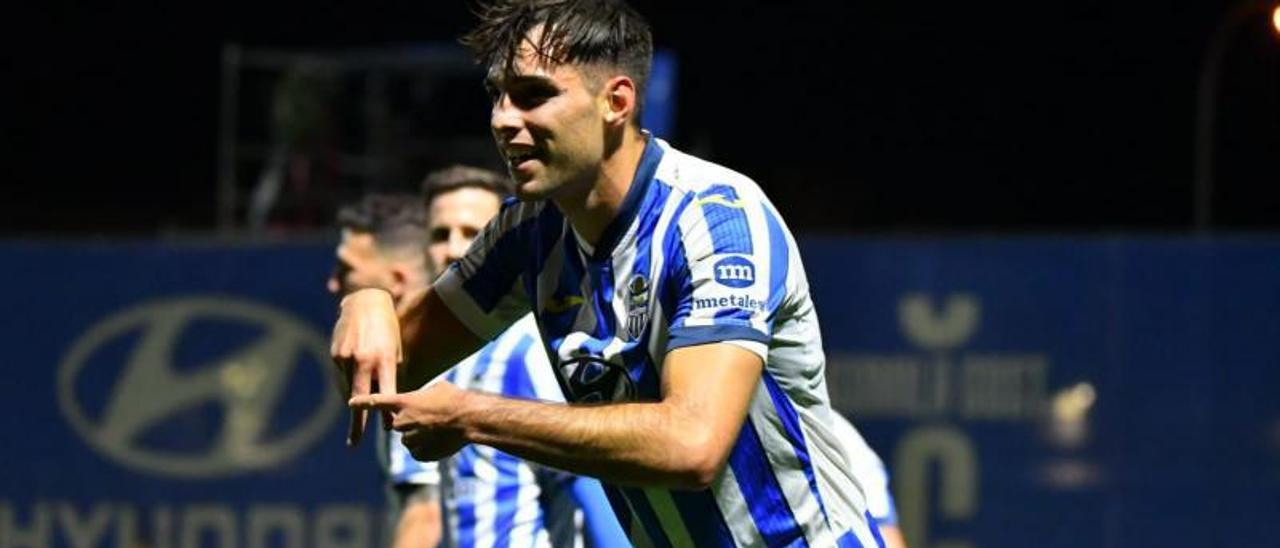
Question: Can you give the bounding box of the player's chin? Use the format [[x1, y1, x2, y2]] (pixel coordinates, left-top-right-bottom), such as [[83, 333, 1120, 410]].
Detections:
[[513, 178, 555, 201]]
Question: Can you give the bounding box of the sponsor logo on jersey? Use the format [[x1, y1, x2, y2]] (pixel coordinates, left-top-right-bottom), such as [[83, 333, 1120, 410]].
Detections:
[[693, 294, 768, 312], [713, 256, 756, 288]]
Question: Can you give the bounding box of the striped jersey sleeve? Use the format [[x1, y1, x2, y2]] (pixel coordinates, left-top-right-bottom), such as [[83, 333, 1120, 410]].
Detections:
[[435, 199, 548, 340], [385, 430, 441, 486], [665, 182, 791, 360]]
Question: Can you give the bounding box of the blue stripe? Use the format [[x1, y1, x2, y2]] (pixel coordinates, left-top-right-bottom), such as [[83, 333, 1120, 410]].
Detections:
[[728, 416, 808, 548], [658, 194, 696, 327], [525, 206, 567, 306], [490, 335, 538, 546], [713, 306, 754, 322], [620, 487, 675, 548], [466, 335, 503, 385], [697, 185, 753, 255], [587, 261, 617, 340], [762, 204, 790, 325], [667, 324, 769, 351], [491, 450, 522, 547], [461, 203, 535, 313], [454, 447, 478, 548], [537, 232, 586, 347], [500, 335, 537, 399], [669, 490, 736, 547], [763, 372, 830, 526], [866, 511, 886, 548], [591, 138, 664, 260], [836, 528, 865, 548]]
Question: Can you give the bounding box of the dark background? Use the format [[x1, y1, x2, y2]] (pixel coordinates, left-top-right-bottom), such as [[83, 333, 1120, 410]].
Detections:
[[4, 0, 1277, 235]]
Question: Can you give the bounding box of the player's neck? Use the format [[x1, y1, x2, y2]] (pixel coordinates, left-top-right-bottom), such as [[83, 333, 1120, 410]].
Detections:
[[554, 127, 648, 247]]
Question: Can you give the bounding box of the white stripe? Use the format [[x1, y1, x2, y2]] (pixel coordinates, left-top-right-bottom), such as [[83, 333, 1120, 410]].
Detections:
[[711, 464, 762, 548], [435, 270, 507, 340], [747, 383, 832, 545], [507, 460, 545, 546], [645, 182, 684, 364]]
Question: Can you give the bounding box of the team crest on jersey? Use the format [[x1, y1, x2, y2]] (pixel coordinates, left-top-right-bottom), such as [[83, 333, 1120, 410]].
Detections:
[[625, 273, 650, 340]]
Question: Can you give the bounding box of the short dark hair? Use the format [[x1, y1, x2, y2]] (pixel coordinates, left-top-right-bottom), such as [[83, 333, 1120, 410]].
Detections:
[[420, 164, 512, 206], [335, 193, 427, 255], [462, 0, 653, 122]]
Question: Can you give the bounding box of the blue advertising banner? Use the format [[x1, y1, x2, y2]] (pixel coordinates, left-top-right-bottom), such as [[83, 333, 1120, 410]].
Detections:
[[1, 237, 1278, 547], [804, 237, 1280, 548], [0, 241, 385, 548]]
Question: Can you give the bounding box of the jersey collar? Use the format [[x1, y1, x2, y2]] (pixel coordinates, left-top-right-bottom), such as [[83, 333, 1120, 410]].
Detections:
[[588, 134, 664, 261]]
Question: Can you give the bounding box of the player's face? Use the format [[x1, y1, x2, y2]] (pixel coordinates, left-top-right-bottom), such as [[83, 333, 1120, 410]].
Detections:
[[488, 35, 608, 201], [426, 187, 503, 275], [327, 230, 393, 297]]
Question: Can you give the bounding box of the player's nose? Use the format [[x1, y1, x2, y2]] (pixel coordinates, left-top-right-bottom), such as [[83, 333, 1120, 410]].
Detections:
[[447, 232, 470, 263], [491, 95, 522, 143]]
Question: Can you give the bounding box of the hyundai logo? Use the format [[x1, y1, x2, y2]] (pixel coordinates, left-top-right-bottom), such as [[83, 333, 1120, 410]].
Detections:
[[56, 297, 341, 478]]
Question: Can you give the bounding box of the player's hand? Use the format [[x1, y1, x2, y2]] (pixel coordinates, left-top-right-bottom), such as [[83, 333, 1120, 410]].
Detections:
[[331, 287, 402, 447], [348, 380, 468, 461]]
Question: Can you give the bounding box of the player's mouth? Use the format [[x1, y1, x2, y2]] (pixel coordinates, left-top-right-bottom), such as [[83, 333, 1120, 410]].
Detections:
[[505, 148, 542, 175]]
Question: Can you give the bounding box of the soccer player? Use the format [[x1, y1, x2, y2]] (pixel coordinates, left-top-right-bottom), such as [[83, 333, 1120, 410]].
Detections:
[[330, 186, 626, 547], [333, 1, 884, 546], [831, 414, 909, 548]]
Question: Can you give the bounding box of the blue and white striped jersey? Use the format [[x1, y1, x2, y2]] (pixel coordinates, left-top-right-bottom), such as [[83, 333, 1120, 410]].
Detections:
[[435, 137, 882, 547], [831, 413, 899, 527], [385, 429, 441, 486], [439, 315, 627, 548]]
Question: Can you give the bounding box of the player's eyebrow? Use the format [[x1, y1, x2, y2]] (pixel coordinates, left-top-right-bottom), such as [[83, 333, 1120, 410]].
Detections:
[[485, 71, 558, 92]]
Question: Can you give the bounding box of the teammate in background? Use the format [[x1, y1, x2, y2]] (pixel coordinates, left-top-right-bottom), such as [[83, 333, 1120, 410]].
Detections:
[[831, 414, 909, 548], [417, 166, 628, 547], [333, 1, 884, 546], [328, 194, 441, 548]]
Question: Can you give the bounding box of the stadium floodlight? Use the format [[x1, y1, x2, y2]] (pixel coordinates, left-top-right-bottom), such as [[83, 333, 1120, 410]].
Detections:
[[1193, 1, 1280, 233]]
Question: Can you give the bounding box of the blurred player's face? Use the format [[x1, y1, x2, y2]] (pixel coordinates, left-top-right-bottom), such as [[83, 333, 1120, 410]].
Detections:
[[426, 187, 503, 275], [327, 230, 395, 298], [488, 32, 609, 201]]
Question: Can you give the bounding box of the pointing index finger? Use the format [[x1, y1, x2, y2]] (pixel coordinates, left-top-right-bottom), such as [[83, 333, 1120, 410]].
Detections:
[[349, 393, 404, 411]]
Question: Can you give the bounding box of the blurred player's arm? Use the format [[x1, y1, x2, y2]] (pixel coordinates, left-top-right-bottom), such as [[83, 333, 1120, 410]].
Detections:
[[355, 342, 762, 490], [879, 525, 907, 548], [566, 474, 629, 545], [391, 485, 442, 548]]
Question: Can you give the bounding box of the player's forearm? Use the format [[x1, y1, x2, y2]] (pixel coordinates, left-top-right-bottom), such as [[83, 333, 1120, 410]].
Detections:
[[454, 391, 728, 489], [397, 287, 483, 390]]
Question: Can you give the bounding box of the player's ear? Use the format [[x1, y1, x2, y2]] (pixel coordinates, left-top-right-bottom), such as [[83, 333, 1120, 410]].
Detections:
[[387, 266, 409, 301], [600, 75, 637, 128]]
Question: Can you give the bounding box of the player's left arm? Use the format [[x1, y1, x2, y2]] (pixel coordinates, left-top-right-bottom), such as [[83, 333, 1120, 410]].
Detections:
[[353, 342, 761, 490]]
